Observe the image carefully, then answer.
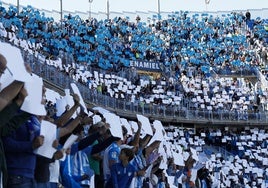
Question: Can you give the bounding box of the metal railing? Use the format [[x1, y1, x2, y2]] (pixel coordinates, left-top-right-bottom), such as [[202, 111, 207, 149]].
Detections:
[[25, 52, 268, 125]]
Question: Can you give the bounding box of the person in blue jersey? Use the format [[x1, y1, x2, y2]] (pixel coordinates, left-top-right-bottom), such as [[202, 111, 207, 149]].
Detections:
[[108, 147, 139, 188], [3, 115, 45, 188], [102, 126, 128, 185], [0, 53, 31, 187], [36, 94, 82, 188], [60, 122, 120, 188]]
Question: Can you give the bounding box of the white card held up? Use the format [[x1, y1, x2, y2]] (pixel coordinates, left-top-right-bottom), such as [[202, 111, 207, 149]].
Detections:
[[120, 118, 133, 136], [103, 113, 123, 140], [190, 148, 199, 162], [136, 114, 153, 136], [45, 88, 61, 104], [147, 120, 165, 146], [70, 83, 88, 114], [190, 168, 198, 182], [173, 151, 185, 166], [129, 121, 138, 133], [92, 115, 102, 124], [34, 120, 57, 159], [64, 89, 77, 119], [64, 89, 75, 107], [56, 98, 67, 117], [167, 176, 177, 188], [92, 106, 110, 115], [0, 68, 14, 91], [60, 134, 79, 161], [20, 74, 47, 116], [0, 42, 32, 82]]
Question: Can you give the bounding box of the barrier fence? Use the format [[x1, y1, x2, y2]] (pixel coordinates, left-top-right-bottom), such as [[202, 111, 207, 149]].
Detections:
[[0, 0, 267, 125], [24, 52, 268, 125]]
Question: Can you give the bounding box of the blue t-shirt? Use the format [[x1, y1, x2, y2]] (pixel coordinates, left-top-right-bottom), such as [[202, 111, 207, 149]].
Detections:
[[108, 142, 121, 162], [110, 162, 136, 188], [103, 142, 121, 181]]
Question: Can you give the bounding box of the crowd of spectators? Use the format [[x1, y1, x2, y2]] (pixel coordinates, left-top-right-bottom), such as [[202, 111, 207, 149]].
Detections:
[[165, 125, 268, 187], [29, 84, 268, 188], [0, 49, 265, 187], [0, 3, 268, 188], [0, 3, 268, 121], [0, 4, 267, 71]]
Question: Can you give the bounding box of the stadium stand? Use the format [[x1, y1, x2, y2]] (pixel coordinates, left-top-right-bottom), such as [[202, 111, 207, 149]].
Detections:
[[0, 1, 268, 188], [0, 3, 268, 125]]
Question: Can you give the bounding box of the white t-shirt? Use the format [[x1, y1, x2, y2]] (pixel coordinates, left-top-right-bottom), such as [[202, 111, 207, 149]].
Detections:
[[49, 160, 60, 183]]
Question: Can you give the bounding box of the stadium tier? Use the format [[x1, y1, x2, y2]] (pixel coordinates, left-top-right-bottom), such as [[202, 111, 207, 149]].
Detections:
[[0, 1, 268, 188], [1, 3, 268, 125]]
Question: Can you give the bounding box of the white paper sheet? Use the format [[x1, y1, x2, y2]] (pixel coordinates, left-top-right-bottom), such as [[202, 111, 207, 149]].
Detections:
[[70, 83, 88, 114], [103, 113, 123, 140], [173, 151, 185, 166], [45, 88, 61, 103], [190, 147, 199, 162], [0, 69, 14, 91], [147, 120, 165, 145], [190, 168, 197, 182], [136, 114, 153, 136], [56, 98, 67, 117], [129, 121, 138, 133], [92, 106, 110, 115], [20, 74, 46, 116], [0, 42, 32, 82], [120, 118, 133, 136], [35, 120, 57, 159]]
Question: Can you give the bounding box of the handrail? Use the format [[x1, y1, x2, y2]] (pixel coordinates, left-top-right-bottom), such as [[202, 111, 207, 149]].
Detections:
[[0, 36, 264, 125], [26, 53, 268, 126]]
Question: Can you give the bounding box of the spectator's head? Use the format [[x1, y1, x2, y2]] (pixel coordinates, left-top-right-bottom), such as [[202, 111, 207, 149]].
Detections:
[[245, 11, 251, 20], [119, 147, 134, 162], [89, 121, 105, 134], [89, 121, 106, 134], [0, 54, 7, 78]]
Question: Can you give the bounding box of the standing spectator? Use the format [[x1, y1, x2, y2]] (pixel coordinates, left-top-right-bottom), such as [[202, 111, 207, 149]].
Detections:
[[3, 115, 45, 188], [181, 156, 196, 188], [0, 53, 30, 187], [102, 126, 128, 186], [87, 121, 106, 188], [107, 148, 137, 188], [60, 123, 119, 188]]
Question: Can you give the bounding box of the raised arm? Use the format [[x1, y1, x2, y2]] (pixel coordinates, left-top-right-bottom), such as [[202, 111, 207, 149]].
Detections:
[[0, 81, 24, 111], [0, 86, 28, 130], [58, 115, 83, 138], [54, 94, 80, 127], [130, 120, 142, 147]]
